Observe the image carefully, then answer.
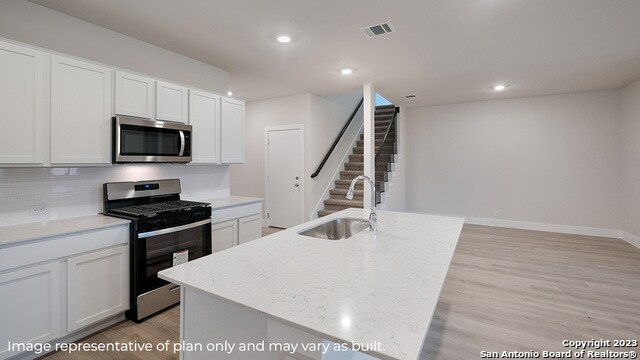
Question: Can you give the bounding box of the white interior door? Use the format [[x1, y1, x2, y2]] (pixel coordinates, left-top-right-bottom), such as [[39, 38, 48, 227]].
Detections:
[[267, 127, 303, 228]]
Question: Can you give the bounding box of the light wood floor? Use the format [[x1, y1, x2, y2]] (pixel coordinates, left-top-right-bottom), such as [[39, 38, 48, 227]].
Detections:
[[421, 224, 640, 359], [42, 225, 640, 359]]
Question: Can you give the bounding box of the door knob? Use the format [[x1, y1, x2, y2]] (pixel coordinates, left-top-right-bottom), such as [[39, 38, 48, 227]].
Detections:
[[295, 176, 299, 180], [294, 183, 299, 187]]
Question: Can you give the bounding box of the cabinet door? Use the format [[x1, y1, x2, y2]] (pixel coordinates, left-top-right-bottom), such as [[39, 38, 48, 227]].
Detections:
[[220, 97, 245, 163], [114, 71, 154, 118], [0, 40, 45, 165], [67, 245, 128, 332], [189, 89, 220, 164], [0, 262, 61, 360], [238, 214, 262, 245], [156, 81, 188, 123], [51, 56, 112, 164], [212, 219, 238, 253]]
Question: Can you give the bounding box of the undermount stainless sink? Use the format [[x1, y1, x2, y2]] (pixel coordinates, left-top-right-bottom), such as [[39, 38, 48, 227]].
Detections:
[[298, 217, 370, 240]]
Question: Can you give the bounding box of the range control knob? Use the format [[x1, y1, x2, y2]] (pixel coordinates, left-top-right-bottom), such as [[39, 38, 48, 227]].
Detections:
[[192, 212, 204, 220], [153, 218, 167, 227]]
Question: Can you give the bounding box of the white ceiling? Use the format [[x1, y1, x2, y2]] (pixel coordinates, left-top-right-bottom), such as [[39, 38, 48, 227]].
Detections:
[[28, 0, 640, 107]]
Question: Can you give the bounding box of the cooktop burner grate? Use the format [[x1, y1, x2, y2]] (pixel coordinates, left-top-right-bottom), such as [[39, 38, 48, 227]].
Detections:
[[108, 200, 209, 217]]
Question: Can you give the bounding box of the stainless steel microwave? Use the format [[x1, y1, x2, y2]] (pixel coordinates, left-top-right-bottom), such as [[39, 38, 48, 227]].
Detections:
[[113, 116, 192, 163]]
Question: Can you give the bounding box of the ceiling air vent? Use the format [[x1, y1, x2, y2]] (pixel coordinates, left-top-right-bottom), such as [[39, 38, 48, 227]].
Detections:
[[404, 94, 416, 99], [361, 22, 394, 38]]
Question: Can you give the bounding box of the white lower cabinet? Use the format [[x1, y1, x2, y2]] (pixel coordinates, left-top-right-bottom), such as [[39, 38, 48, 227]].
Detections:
[[0, 224, 129, 359], [211, 202, 262, 253], [238, 214, 262, 245], [211, 215, 260, 252], [0, 262, 61, 360], [212, 219, 238, 253], [67, 245, 129, 332]]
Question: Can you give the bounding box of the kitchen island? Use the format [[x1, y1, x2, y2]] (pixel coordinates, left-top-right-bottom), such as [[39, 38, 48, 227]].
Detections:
[[159, 208, 464, 360]]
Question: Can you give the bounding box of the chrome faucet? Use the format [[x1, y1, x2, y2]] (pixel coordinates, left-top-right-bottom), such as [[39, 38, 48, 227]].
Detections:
[[346, 175, 377, 232]]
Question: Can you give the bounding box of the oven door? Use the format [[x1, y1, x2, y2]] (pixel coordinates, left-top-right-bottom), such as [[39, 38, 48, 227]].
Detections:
[[114, 116, 192, 163], [132, 219, 211, 320], [136, 219, 211, 294]]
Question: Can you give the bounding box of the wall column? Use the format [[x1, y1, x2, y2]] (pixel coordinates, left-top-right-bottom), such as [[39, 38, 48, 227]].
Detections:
[[363, 84, 375, 209]]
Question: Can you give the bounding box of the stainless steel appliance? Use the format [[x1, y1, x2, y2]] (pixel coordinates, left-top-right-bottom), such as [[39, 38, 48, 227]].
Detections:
[[103, 179, 211, 322], [113, 116, 192, 163]]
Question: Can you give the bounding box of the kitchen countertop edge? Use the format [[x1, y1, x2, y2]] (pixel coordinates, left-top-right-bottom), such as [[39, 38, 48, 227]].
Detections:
[[0, 214, 131, 247]]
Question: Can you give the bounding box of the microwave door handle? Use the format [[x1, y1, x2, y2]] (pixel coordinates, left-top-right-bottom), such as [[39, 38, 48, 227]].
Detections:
[[178, 130, 185, 156]]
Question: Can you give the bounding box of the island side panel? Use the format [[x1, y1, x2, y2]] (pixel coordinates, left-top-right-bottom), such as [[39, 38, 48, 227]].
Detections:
[[181, 287, 277, 360]]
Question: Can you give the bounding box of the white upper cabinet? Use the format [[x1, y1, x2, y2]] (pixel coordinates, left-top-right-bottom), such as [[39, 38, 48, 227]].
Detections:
[[156, 81, 188, 123], [189, 89, 221, 164], [0, 40, 45, 165], [114, 71, 154, 119], [51, 56, 113, 165], [221, 97, 245, 163]]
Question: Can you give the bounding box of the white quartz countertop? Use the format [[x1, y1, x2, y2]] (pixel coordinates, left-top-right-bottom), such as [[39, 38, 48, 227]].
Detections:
[[0, 214, 130, 247], [159, 208, 463, 360], [202, 195, 262, 210]]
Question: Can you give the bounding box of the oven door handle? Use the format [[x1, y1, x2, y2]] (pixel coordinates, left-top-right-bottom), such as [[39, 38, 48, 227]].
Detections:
[[138, 218, 211, 239], [178, 130, 185, 156]]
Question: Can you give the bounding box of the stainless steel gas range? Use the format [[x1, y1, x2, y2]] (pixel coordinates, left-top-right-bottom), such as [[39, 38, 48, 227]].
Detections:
[[103, 179, 211, 322]]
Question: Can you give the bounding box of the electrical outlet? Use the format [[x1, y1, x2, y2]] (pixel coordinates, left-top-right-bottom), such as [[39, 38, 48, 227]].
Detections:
[[494, 210, 500, 218], [29, 204, 49, 216]]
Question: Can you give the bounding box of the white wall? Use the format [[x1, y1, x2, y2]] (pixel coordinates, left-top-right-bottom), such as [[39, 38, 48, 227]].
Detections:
[[405, 90, 623, 231], [382, 106, 406, 211], [0, 0, 229, 94], [0, 165, 230, 227], [306, 92, 363, 219], [622, 79, 640, 238], [230, 94, 312, 216], [230, 91, 363, 223]]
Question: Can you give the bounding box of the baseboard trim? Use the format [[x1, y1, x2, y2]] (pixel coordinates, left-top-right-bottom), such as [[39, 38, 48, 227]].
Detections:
[[621, 231, 640, 249], [12, 313, 125, 359], [464, 217, 622, 239]]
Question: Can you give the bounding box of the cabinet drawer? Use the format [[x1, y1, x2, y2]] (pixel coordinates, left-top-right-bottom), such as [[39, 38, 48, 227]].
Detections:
[[211, 202, 261, 223], [0, 225, 129, 273]]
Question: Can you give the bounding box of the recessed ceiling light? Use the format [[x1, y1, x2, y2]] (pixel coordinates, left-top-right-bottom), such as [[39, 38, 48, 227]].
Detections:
[[340, 68, 353, 75], [494, 84, 506, 91], [277, 35, 291, 43], [227, 91, 233, 96]]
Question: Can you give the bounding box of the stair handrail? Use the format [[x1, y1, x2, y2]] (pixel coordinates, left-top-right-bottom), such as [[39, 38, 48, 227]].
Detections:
[[375, 107, 399, 162], [310, 97, 364, 179]]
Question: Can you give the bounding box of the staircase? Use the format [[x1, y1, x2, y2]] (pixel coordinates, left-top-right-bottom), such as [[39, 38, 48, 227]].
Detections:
[[318, 105, 397, 217]]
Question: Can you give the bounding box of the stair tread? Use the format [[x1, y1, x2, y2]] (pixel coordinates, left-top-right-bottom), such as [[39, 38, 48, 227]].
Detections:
[[330, 188, 364, 195], [318, 209, 340, 217], [324, 198, 363, 206], [340, 170, 388, 175]]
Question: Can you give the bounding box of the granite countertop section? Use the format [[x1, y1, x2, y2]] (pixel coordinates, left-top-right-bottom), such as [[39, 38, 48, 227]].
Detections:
[[159, 208, 464, 360], [0, 215, 131, 247], [203, 195, 263, 210]]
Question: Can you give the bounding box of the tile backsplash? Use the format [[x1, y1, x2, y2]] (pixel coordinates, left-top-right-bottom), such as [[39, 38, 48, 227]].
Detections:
[[0, 164, 230, 227]]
